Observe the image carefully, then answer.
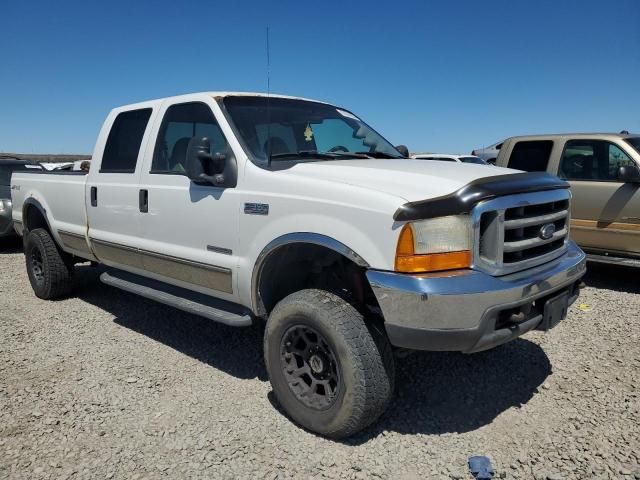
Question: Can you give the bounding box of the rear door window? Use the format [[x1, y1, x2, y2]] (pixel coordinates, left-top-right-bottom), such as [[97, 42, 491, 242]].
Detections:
[[101, 108, 152, 173], [507, 140, 553, 171], [559, 140, 636, 181]]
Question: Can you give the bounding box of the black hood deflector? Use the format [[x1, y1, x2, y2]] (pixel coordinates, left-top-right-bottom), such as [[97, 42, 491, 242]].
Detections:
[[393, 172, 569, 221]]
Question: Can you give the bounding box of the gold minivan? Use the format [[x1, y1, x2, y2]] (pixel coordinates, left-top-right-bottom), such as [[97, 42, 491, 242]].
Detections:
[[496, 133, 640, 266]]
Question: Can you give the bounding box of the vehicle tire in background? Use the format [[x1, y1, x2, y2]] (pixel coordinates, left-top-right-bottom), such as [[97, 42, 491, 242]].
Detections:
[[264, 289, 395, 439], [24, 228, 74, 299]]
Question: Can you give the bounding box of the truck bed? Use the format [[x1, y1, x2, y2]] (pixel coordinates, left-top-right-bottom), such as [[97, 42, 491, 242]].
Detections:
[[11, 170, 90, 257]]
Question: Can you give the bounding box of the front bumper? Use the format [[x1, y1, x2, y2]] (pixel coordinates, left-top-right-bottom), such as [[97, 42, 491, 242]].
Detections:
[[366, 240, 586, 353]]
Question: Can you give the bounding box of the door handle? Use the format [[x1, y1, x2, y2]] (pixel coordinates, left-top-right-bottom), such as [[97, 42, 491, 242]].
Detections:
[[139, 189, 148, 213], [90, 186, 97, 207]]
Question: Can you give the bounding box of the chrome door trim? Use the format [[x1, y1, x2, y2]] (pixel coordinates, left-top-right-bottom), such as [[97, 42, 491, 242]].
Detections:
[[91, 238, 143, 269], [58, 230, 93, 257], [90, 238, 233, 293]]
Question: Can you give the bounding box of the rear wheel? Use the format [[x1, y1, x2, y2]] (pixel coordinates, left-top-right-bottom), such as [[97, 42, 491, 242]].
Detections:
[[264, 289, 394, 438], [24, 228, 74, 299]]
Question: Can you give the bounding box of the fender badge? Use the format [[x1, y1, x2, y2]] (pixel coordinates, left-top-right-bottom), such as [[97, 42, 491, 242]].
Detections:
[[244, 203, 269, 215]]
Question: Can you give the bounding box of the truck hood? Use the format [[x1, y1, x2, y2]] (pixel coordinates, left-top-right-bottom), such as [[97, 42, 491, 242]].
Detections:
[[282, 159, 518, 202]]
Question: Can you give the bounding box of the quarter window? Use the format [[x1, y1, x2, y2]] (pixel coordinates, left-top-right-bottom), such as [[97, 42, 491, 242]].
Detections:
[[559, 140, 636, 181], [101, 109, 152, 173], [507, 140, 553, 171], [152, 102, 229, 174]]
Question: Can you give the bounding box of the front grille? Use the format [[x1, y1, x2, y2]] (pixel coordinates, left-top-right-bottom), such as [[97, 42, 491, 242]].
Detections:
[[473, 189, 571, 276]]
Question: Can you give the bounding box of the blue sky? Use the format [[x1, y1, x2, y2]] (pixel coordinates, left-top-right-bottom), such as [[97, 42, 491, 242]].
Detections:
[[1, 0, 638, 155]]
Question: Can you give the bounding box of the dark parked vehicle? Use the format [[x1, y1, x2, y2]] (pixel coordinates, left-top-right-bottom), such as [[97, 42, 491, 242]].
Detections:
[[0, 157, 43, 239]]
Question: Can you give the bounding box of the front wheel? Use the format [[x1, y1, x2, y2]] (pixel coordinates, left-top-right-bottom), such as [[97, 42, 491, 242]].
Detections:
[[264, 289, 395, 438], [24, 228, 74, 299]]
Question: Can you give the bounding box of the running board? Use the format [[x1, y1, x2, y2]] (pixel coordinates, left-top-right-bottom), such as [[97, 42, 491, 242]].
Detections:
[[100, 270, 253, 327], [586, 253, 640, 268]]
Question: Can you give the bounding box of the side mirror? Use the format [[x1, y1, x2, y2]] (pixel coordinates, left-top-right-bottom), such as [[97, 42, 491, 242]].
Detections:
[[618, 164, 640, 183], [186, 137, 226, 186], [395, 145, 409, 158]]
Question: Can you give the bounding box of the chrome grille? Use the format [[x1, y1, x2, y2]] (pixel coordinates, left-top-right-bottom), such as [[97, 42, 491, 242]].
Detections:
[[472, 189, 571, 276]]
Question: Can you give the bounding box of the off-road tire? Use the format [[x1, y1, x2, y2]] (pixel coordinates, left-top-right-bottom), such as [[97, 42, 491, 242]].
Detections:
[[264, 289, 395, 438], [24, 228, 74, 299]]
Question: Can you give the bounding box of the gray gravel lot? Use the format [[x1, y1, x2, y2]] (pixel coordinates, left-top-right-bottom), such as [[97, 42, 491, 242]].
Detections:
[[1, 239, 638, 479]]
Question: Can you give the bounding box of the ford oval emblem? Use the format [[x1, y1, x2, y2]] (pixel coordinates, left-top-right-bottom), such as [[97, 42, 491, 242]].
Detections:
[[539, 223, 556, 240]]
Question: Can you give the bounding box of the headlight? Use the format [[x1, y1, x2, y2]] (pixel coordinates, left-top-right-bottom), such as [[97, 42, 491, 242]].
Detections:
[[0, 200, 7, 213], [395, 215, 472, 273]]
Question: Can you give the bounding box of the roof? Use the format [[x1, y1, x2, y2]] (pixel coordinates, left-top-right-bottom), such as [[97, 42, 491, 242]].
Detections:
[[504, 132, 639, 141], [115, 91, 335, 111]]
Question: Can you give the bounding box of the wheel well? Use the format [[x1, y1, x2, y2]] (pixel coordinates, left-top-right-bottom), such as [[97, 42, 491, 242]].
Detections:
[[23, 203, 51, 236], [256, 243, 380, 318]]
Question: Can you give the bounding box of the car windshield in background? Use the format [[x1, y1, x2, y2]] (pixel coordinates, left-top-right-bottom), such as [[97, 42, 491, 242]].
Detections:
[[459, 156, 488, 165], [625, 137, 640, 154], [419, 157, 456, 162], [222, 96, 403, 165], [0, 163, 41, 185]]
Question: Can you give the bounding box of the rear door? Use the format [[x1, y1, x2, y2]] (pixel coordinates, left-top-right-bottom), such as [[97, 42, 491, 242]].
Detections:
[[86, 105, 157, 272], [557, 139, 640, 256]]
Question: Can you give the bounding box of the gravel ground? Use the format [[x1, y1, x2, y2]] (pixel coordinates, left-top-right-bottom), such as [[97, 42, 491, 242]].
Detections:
[[1, 239, 638, 480]]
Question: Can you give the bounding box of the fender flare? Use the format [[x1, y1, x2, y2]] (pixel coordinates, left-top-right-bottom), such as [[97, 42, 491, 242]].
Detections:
[[22, 197, 53, 235], [250, 232, 370, 316]]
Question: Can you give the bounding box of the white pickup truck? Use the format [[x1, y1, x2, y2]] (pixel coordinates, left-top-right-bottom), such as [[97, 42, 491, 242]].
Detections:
[[11, 92, 586, 438]]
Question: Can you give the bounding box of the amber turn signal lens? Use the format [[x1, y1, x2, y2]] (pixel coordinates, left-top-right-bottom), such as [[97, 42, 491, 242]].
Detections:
[[396, 223, 416, 256], [395, 250, 472, 273]]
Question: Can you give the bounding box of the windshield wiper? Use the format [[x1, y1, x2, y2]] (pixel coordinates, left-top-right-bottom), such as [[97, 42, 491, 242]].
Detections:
[[353, 151, 402, 159], [269, 150, 369, 161]]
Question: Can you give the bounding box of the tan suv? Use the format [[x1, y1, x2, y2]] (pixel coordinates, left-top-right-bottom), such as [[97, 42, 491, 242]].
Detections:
[[496, 133, 640, 266]]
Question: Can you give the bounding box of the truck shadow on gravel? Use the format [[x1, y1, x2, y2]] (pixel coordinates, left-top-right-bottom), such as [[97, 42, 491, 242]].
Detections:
[[268, 338, 552, 443], [360, 339, 551, 441], [73, 265, 552, 442], [0, 237, 22, 253], [73, 266, 268, 381], [582, 262, 640, 294]]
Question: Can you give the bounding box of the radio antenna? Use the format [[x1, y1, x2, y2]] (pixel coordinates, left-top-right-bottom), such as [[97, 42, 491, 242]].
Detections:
[[266, 26, 272, 168]]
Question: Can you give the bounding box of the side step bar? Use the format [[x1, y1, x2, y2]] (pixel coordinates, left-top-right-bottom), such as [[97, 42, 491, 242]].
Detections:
[[586, 253, 640, 268], [100, 270, 253, 327]]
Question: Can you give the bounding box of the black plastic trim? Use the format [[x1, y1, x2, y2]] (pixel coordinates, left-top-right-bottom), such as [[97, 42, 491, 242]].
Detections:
[[393, 172, 570, 221], [22, 197, 52, 233]]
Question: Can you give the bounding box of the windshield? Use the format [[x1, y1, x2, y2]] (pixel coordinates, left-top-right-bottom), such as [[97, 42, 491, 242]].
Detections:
[[625, 137, 640, 154], [459, 156, 488, 165], [222, 96, 403, 165], [0, 163, 42, 185]]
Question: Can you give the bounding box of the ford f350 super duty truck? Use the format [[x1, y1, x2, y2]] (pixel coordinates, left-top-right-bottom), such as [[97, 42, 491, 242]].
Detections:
[[11, 92, 586, 438]]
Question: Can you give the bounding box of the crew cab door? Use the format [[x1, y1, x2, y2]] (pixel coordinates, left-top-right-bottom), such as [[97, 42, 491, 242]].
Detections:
[[136, 99, 241, 301], [86, 105, 157, 271], [557, 139, 640, 256]]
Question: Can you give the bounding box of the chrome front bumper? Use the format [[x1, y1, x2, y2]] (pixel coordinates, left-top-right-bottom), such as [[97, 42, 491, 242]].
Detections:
[[366, 240, 586, 353]]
